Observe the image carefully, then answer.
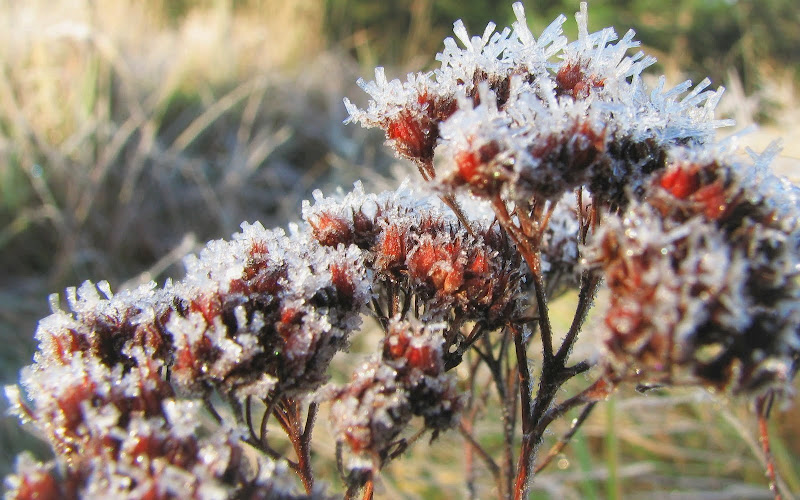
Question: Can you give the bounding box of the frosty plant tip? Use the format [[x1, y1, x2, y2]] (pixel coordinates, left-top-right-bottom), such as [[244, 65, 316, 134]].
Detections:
[[6, 2, 800, 499]]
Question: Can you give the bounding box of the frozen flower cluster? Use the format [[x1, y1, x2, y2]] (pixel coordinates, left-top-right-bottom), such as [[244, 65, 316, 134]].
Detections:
[[344, 1, 800, 400], [5, 283, 312, 499], [589, 146, 800, 394], [4, 181, 524, 497], [6, 2, 800, 499], [323, 318, 463, 484], [303, 181, 526, 331], [345, 3, 731, 211], [168, 220, 371, 398]]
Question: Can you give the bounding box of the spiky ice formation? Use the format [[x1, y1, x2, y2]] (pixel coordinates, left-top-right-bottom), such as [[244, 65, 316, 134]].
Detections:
[[345, 2, 732, 211]]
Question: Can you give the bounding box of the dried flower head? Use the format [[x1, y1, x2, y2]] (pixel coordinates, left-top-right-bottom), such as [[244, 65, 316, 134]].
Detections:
[[346, 2, 731, 212], [324, 318, 463, 480], [589, 147, 800, 395]]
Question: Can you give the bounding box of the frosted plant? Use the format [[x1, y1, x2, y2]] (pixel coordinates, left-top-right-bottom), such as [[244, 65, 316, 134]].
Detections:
[[5, 3, 799, 500]]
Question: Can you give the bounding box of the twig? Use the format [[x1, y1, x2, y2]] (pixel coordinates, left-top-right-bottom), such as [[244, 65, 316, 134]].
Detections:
[[556, 271, 600, 363], [260, 392, 281, 445], [203, 397, 223, 425], [459, 420, 501, 481], [535, 377, 610, 436], [533, 402, 596, 474], [511, 324, 534, 500], [361, 478, 374, 500], [756, 394, 782, 500]]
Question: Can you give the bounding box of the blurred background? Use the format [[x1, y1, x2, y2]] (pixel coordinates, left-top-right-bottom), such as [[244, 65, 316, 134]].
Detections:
[[1, 0, 798, 497]]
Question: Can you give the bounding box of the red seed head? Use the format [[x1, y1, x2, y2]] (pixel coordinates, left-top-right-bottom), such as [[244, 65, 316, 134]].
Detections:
[[384, 329, 411, 360], [378, 224, 407, 270], [14, 470, 61, 500], [386, 109, 438, 164], [309, 212, 353, 247], [660, 165, 699, 199], [188, 294, 222, 324], [658, 163, 730, 220], [408, 239, 440, 279], [331, 263, 356, 304], [352, 208, 378, 249], [467, 249, 489, 275], [405, 344, 441, 375], [556, 61, 605, 99], [693, 181, 728, 220], [453, 140, 501, 192], [408, 237, 465, 294]]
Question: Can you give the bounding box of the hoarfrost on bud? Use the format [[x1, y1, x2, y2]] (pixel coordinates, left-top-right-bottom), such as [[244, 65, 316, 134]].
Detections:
[[163, 399, 203, 438], [588, 145, 800, 395]]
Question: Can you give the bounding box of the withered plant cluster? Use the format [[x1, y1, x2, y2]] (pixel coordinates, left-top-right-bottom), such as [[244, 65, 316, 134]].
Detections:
[[5, 3, 800, 499]]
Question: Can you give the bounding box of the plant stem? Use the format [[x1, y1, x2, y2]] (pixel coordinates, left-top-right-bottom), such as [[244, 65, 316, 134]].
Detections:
[[605, 394, 620, 500], [533, 402, 596, 474], [756, 394, 782, 500], [556, 271, 600, 363], [459, 420, 501, 481]]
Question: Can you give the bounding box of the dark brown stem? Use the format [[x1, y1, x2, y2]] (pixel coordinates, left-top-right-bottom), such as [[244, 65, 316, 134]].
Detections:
[[479, 331, 513, 498], [488, 190, 601, 497], [361, 479, 374, 500], [534, 402, 596, 474], [387, 280, 398, 318], [203, 397, 223, 425], [756, 394, 782, 500], [260, 392, 281, 444], [371, 296, 388, 331], [400, 283, 413, 318], [537, 201, 557, 239], [511, 324, 534, 500], [241, 394, 283, 460], [245, 396, 259, 445], [530, 271, 554, 361], [442, 192, 477, 237], [490, 194, 568, 499], [461, 371, 487, 500], [272, 398, 316, 493], [226, 393, 246, 426], [512, 271, 590, 498], [535, 377, 610, 437], [244, 436, 282, 461], [556, 271, 600, 363], [292, 402, 313, 492], [297, 401, 318, 493], [445, 322, 483, 370], [344, 480, 362, 500], [459, 420, 501, 481], [499, 339, 516, 500], [490, 195, 553, 359]]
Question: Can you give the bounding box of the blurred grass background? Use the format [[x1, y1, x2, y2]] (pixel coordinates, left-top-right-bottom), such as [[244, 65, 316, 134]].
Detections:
[[1, 0, 798, 497]]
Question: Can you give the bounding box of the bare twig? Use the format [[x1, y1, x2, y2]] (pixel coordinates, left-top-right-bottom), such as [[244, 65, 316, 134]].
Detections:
[[533, 402, 597, 474], [756, 394, 782, 500], [459, 420, 502, 481]]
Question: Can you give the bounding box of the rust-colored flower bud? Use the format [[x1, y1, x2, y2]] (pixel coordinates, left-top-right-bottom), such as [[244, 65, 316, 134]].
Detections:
[[309, 211, 353, 247], [376, 224, 407, 272], [556, 60, 605, 99], [331, 263, 356, 305]]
